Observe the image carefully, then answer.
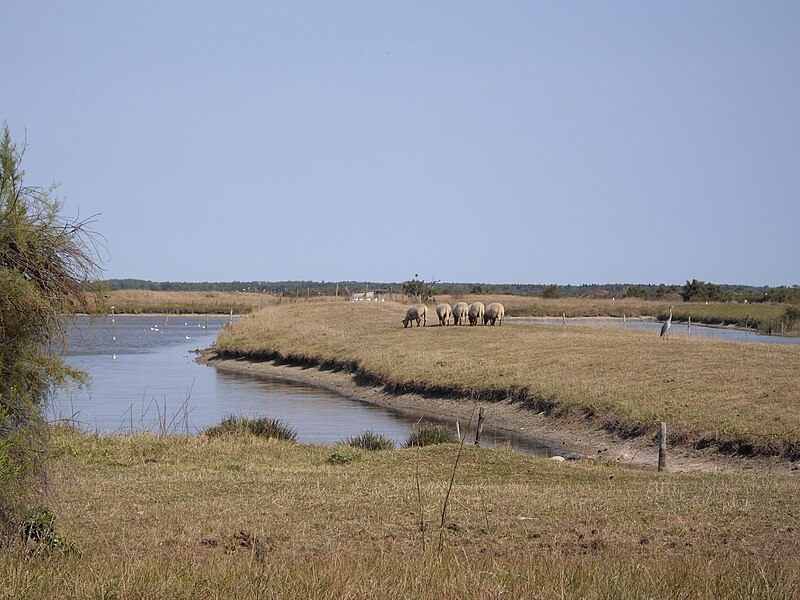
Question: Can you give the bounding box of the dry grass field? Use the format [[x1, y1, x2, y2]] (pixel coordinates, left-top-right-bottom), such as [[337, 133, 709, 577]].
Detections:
[[215, 301, 800, 457], [1, 428, 798, 598], [89, 290, 793, 335], [93, 289, 282, 314]]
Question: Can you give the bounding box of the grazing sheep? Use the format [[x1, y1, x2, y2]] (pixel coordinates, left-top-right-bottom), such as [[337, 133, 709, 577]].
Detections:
[[452, 302, 469, 326], [402, 304, 427, 328], [483, 302, 505, 326], [435, 303, 453, 326], [468, 302, 485, 326]]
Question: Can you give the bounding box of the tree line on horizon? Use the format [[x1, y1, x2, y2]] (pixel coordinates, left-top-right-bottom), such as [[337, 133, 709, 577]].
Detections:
[[102, 278, 799, 304]]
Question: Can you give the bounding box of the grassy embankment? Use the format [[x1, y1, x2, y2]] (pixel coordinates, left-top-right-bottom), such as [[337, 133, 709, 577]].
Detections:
[[215, 301, 800, 458], [1, 427, 798, 597]]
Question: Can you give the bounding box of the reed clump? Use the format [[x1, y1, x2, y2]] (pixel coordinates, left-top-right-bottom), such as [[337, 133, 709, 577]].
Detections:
[[203, 415, 297, 442], [405, 423, 458, 447], [343, 430, 396, 451]]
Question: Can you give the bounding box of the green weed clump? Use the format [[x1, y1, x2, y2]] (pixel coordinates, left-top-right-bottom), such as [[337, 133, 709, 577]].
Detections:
[[327, 450, 354, 464], [405, 424, 458, 448], [343, 430, 396, 451], [203, 416, 297, 442], [20, 507, 78, 556]]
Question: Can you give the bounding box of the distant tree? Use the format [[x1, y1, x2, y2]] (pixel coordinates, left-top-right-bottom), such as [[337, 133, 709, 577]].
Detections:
[[682, 279, 728, 302], [542, 284, 561, 299], [470, 284, 486, 294], [625, 285, 648, 299], [402, 276, 439, 303], [765, 286, 800, 304], [0, 122, 101, 542]]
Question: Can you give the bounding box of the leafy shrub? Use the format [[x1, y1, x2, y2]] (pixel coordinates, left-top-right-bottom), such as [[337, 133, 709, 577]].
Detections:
[[203, 416, 297, 442], [405, 424, 458, 448], [343, 430, 396, 451], [327, 451, 354, 464]]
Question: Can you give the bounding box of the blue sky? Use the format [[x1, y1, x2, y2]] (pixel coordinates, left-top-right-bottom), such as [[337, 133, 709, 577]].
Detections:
[[4, 2, 799, 285]]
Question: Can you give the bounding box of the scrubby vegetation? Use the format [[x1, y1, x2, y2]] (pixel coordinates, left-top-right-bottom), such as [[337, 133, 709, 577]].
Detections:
[[203, 416, 297, 442], [343, 430, 396, 451], [405, 424, 459, 447], [0, 123, 99, 544]]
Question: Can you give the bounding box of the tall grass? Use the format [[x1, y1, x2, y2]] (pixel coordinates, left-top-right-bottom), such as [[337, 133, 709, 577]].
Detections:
[[406, 424, 458, 447], [203, 415, 297, 441], [343, 430, 396, 450], [214, 302, 800, 456], [1, 428, 796, 598]]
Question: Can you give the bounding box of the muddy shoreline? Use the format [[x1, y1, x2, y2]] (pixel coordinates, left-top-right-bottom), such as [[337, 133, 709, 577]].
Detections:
[[198, 350, 795, 474]]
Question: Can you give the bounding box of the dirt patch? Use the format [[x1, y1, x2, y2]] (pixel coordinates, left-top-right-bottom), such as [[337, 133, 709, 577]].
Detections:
[[197, 350, 796, 474]]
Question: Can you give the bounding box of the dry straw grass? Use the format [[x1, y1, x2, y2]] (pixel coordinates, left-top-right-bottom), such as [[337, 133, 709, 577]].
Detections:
[[94, 289, 279, 314], [216, 301, 800, 455], [1, 428, 798, 597]]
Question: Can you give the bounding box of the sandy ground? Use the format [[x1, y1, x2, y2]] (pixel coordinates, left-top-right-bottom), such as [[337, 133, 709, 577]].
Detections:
[[198, 351, 796, 474]]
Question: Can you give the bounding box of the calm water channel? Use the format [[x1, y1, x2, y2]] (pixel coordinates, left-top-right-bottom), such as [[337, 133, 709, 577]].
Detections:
[[51, 316, 550, 454], [509, 317, 800, 345]]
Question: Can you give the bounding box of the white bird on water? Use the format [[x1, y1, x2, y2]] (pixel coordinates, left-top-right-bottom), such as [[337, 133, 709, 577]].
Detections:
[[660, 306, 675, 339]]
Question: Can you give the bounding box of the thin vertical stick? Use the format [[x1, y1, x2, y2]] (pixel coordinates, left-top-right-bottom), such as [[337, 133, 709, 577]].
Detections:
[[439, 408, 475, 552], [562, 312, 566, 325], [416, 462, 426, 551], [455, 420, 461, 441], [474, 406, 485, 446], [658, 422, 668, 472]]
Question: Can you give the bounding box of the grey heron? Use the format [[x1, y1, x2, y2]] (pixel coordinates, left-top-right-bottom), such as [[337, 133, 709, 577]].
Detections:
[[660, 306, 675, 339]]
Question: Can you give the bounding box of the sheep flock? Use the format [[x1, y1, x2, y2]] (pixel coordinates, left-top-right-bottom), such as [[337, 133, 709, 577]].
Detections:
[[403, 301, 504, 328]]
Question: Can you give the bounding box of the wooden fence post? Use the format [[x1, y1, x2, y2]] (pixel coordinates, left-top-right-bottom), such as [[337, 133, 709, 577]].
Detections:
[[658, 422, 667, 472], [474, 406, 486, 446]]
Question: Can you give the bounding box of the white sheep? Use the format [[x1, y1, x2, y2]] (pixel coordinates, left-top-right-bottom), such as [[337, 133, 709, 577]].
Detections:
[[435, 303, 453, 326], [483, 302, 505, 326], [402, 304, 428, 328], [468, 302, 485, 326], [452, 302, 469, 326]]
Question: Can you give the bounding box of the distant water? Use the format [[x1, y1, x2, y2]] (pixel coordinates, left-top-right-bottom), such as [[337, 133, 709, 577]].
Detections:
[[50, 316, 557, 454], [509, 317, 800, 345]]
